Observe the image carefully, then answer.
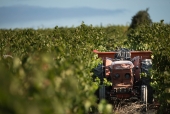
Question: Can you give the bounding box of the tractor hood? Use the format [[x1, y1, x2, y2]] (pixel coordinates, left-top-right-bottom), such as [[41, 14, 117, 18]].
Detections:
[[111, 61, 134, 70], [110, 60, 134, 89]]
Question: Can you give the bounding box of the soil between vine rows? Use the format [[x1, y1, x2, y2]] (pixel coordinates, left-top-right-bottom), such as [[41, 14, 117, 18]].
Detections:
[[113, 101, 158, 114]]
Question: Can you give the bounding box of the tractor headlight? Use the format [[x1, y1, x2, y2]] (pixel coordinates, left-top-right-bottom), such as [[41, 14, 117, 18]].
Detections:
[[115, 73, 120, 78], [125, 73, 131, 79]]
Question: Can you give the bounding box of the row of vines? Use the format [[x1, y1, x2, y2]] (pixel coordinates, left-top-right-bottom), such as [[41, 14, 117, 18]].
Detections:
[[126, 21, 170, 113], [0, 23, 127, 114], [0, 21, 169, 114]]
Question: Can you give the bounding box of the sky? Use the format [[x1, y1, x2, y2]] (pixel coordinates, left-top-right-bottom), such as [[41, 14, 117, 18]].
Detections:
[[0, 0, 170, 29]]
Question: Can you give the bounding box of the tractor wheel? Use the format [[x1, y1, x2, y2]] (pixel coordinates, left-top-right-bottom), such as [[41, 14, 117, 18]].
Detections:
[[92, 63, 106, 102], [141, 77, 154, 104], [141, 85, 148, 111], [99, 84, 105, 100]]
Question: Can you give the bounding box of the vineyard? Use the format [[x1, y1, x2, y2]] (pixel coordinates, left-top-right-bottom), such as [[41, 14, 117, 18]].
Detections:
[[0, 21, 170, 114]]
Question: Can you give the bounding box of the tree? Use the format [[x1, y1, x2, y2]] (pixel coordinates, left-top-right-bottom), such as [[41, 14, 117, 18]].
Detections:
[[129, 8, 152, 30]]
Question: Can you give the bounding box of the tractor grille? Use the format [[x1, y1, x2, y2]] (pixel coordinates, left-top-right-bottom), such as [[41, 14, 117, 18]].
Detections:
[[114, 88, 132, 93]]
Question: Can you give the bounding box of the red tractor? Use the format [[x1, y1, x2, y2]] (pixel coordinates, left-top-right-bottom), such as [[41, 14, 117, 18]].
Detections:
[[93, 48, 153, 108]]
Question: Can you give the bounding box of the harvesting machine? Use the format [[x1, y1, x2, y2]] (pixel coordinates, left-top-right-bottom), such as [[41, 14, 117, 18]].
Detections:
[[93, 48, 153, 106]]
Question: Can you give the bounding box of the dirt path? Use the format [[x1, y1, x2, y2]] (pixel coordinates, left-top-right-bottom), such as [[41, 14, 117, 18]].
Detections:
[[113, 101, 158, 114]]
